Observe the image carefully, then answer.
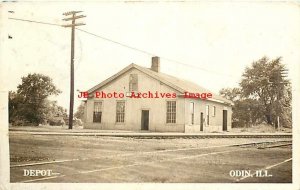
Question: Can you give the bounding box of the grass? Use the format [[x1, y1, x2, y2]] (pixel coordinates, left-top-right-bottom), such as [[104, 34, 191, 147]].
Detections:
[[231, 124, 292, 133]]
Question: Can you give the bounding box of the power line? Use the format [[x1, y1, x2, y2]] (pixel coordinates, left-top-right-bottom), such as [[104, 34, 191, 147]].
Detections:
[[158, 56, 238, 78], [8, 17, 61, 26], [77, 28, 239, 78], [77, 28, 155, 56], [8, 17, 239, 78]]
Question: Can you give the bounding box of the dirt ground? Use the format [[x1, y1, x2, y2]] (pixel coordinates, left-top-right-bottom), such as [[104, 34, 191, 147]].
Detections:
[[9, 133, 292, 183]]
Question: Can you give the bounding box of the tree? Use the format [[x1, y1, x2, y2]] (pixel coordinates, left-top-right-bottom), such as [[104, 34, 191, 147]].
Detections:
[[220, 56, 291, 128], [9, 91, 24, 124], [74, 103, 85, 121], [9, 73, 61, 125], [44, 100, 67, 126], [240, 57, 290, 127], [219, 87, 241, 102], [220, 88, 264, 128]]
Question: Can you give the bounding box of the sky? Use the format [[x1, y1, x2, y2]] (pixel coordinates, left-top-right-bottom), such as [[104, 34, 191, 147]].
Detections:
[[1, 1, 300, 112]]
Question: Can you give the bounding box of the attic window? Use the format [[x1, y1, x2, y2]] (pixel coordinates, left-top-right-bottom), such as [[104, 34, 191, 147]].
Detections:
[[129, 74, 138, 92]]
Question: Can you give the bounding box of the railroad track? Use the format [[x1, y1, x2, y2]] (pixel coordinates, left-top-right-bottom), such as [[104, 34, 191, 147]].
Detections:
[[125, 134, 292, 139], [10, 131, 292, 139], [130, 135, 292, 139], [256, 142, 292, 149]]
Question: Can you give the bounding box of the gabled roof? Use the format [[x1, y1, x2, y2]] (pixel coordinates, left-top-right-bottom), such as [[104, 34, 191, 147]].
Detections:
[[87, 63, 233, 105]]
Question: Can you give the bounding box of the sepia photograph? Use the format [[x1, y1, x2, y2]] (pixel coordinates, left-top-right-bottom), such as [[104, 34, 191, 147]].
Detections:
[[0, 1, 299, 190]]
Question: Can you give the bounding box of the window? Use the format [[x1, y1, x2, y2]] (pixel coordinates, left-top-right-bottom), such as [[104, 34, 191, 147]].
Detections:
[[116, 101, 125, 123], [129, 74, 138, 92], [206, 105, 209, 125], [166, 101, 176, 123], [212, 106, 216, 117], [93, 102, 102, 123], [190, 102, 194, 125]]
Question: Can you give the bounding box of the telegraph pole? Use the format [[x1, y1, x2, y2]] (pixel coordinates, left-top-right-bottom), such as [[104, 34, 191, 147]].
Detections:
[[268, 68, 288, 130], [277, 68, 288, 131], [62, 11, 86, 129]]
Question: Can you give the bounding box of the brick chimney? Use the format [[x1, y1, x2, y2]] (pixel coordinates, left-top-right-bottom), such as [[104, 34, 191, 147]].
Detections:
[[151, 56, 160, 72]]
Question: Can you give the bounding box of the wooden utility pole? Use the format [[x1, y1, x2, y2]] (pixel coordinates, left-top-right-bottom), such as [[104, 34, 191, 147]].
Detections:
[[62, 11, 86, 129], [277, 68, 288, 131], [268, 68, 288, 130]]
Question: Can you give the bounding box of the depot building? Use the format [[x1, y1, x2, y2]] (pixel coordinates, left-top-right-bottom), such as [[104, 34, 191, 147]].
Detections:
[[83, 57, 233, 133]]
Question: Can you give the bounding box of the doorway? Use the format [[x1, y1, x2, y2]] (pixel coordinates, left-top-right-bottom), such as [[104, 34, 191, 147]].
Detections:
[[223, 110, 228, 131], [200, 112, 204, 131], [141, 110, 149, 130]]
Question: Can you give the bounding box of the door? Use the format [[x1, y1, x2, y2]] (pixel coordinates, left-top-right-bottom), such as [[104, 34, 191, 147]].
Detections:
[[141, 110, 149, 130], [223, 110, 227, 131], [200, 112, 204, 131]]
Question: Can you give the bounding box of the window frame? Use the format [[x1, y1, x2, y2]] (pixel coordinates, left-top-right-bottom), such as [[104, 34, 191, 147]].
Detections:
[[212, 106, 216, 117], [206, 105, 210, 125], [129, 74, 138, 92], [166, 101, 176, 124], [93, 101, 103, 123], [189, 102, 195, 125], [116, 101, 126, 123]]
